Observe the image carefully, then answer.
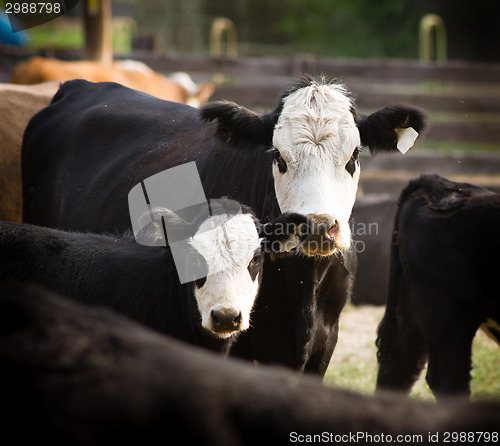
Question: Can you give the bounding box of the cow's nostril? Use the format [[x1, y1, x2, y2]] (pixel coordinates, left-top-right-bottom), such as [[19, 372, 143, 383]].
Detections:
[[306, 214, 338, 236], [326, 220, 339, 239], [233, 312, 242, 327], [211, 308, 242, 332]]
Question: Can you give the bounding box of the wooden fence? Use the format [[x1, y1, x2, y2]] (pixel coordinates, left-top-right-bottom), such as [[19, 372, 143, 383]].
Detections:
[[3, 49, 499, 192], [128, 53, 500, 193], [129, 54, 500, 148], [2, 49, 500, 147]]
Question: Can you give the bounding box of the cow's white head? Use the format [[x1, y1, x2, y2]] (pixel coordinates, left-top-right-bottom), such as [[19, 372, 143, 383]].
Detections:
[[271, 82, 360, 252], [201, 76, 426, 256]]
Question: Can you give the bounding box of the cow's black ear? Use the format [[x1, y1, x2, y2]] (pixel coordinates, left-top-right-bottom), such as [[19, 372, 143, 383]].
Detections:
[[356, 105, 427, 154], [200, 101, 277, 148]]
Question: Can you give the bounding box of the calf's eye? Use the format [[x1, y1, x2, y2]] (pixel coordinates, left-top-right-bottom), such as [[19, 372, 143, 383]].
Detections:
[[195, 277, 207, 288], [247, 252, 263, 281], [249, 252, 262, 267]]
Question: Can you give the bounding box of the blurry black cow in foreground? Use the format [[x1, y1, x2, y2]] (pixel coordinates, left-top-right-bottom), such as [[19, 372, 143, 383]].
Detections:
[[1, 283, 499, 445]]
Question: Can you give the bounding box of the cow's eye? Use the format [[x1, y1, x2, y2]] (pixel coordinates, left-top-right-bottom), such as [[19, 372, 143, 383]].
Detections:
[[351, 147, 361, 161], [249, 252, 263, 267], [248, 251, 263, 281], [345, 147, 361, 177], [195, 277, 207, 288], [271, 148, 287, 174]]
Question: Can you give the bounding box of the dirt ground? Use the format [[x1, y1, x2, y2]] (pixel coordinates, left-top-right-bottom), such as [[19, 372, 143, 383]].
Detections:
[[330, 304, 384, 368], [325, 304, 436, 398], [324, 304, 386, 395]]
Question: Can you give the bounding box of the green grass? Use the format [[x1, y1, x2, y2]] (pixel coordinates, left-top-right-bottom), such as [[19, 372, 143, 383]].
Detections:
[[470, 331, 500, 399], [324, 304, 500, 401], [26, 21, 132, 54], [28, 26, 84, 49]]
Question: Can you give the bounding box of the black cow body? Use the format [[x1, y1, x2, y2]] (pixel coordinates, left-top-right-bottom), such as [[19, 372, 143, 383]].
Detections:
[[22, 78, 424, 375], [0, 221, 232, 352], [1, 283, 500, 446], [376, 174, 500, 399]]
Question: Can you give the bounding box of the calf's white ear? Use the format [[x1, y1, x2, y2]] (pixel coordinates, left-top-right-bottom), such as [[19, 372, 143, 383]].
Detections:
[[356, 105, 427, 154]]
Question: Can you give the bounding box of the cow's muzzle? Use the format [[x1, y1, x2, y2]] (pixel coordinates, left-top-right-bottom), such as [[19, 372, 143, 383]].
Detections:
[[297, 214, 339, 256]]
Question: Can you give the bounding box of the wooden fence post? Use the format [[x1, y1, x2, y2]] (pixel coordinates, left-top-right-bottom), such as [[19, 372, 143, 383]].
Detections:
[[419, 14, 447, 64], [210, 18, 238, 58], [83, 0, 113, 64]]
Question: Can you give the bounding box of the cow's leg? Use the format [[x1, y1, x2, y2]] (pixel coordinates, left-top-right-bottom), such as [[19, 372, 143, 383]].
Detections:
[[304, 321, 339, 377], [376, 307, 428, 394], [376, 278, 428, 394], [425, 322, 477, 400]]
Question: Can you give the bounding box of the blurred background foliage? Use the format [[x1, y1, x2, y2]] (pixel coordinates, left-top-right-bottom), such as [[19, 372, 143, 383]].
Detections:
[[132, 0, 499, 60], [11, 0, 500, 61]]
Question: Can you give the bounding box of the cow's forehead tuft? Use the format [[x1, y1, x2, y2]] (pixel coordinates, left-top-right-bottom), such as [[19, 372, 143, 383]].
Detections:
[[281, 82, 353, 117], [273, 83, 359, 166], [279, 75, 350, 104]]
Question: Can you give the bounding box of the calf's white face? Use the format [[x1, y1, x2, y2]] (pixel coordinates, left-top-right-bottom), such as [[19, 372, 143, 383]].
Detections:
[[272, 82, 361, 253], [189, 212, 262, 338]]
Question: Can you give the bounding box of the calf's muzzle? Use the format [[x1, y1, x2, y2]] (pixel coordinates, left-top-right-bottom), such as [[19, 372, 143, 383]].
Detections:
[[298, 214, 339, 256], [210, 308, 242, 334]]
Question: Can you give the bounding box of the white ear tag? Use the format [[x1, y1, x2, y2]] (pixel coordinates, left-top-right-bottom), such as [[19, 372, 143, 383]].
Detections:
[[396, 127, 419, 154]]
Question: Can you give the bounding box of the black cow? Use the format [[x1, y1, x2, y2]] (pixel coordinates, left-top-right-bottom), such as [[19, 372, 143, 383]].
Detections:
[[1, 283, 500, 446], [376, 174, 500, 399], [22, 76, 426, 375], [0, 207, 307, 354]]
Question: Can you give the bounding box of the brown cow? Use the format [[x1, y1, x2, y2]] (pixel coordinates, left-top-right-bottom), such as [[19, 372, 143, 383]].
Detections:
[[0, 81, 59, 222], [11, 56, 214, 106]]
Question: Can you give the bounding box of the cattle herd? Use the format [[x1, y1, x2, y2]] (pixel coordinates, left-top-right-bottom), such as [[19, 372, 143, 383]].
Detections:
[[0, 69, 499, 444]]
